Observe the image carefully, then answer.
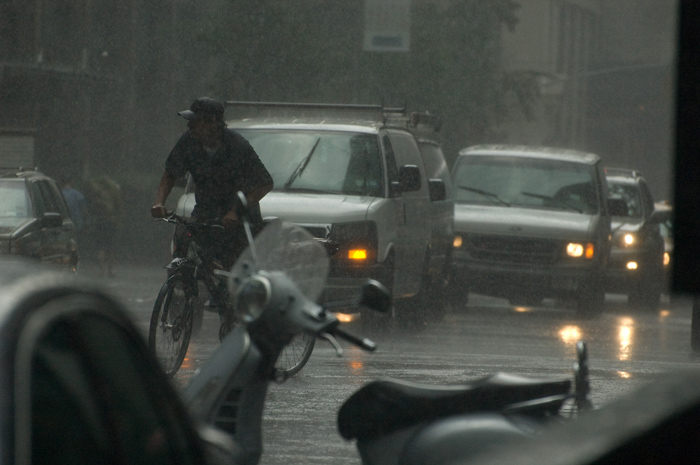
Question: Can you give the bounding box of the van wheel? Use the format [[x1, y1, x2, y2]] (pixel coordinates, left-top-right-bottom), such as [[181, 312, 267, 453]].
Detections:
[[361, 254, 395, 332], [576, 275, 605, 318], [446, 278, 470, 310], [395, 254, 432, 330]]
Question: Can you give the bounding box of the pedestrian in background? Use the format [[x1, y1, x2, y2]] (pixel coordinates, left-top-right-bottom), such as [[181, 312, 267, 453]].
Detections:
[[87, 176, 124, 277], [60, 177, 89, 265], [60, 177, 88, 232]]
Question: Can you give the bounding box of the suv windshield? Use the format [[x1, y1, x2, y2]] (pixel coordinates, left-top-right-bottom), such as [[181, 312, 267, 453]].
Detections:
[[453, 155, 598, 214], [607, 182, 643, 218], [237, 129, 384, 197], [0, 181, 31, 226]]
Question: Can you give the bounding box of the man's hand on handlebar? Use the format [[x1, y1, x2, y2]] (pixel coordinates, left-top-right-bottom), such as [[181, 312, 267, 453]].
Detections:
[[151, 204, 168, 218], [221, 208, 239, 231]]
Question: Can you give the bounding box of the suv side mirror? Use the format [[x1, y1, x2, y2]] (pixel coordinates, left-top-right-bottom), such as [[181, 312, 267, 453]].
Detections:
[[41, 212, 63, 228], [650, 207, 672, 224], [607, 198, 628, 217], [399, 165, 421, 192], [428, 179, 446, 201]]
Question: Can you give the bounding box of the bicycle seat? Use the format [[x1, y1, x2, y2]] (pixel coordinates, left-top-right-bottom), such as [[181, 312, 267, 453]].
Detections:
[[337, 373, 571, 440]]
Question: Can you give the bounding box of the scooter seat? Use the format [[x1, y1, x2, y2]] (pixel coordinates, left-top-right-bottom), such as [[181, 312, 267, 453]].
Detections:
[[337, 372, 571, 440]]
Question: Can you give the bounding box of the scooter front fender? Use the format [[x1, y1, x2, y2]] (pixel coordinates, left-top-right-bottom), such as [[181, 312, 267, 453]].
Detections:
[[184, 325, 268, 465]]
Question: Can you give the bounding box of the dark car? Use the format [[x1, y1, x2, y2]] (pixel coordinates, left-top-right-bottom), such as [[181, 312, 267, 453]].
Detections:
[[604, 168, 668, 310], [0, 169, 78, 271]]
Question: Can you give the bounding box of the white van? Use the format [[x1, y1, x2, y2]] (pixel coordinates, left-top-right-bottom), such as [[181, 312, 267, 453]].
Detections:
[[176, 102, 446, 325]]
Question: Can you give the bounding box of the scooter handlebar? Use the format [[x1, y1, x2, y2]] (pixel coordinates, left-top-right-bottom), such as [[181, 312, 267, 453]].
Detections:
[[329, 326, 377, 352]]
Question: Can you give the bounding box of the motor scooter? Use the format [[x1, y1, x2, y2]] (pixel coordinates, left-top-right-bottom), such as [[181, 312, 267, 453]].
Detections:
[[337, 340, 592, 465], [182, 193, 391, 465]]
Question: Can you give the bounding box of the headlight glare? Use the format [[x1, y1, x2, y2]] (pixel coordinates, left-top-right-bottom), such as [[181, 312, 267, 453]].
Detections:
[[566, 243, 584, 257]]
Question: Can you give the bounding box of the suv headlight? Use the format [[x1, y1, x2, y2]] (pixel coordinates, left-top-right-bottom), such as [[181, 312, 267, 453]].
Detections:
[[612, 231, 638, 248], [329, 221, 378, 263]]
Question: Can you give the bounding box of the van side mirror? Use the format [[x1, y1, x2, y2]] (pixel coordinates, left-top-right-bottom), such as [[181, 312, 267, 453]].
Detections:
[[428, 179, 446, 201], [399, 165, 421, 192], [607, 198, 628, 217]]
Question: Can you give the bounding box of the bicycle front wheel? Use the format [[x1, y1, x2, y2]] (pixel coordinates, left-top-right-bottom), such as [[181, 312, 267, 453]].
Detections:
[[274, 331, 315, 378], [149, 275, 194, 377]]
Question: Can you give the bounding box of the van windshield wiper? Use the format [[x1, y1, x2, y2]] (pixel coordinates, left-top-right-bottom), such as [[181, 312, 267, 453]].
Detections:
[[521, 191, 583, 213], [283, 137, 321, 191], [458, 185, 510, 207]]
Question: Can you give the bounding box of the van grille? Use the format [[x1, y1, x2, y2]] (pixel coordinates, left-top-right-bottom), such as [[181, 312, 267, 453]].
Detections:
[[299, 224, 331, 239], [466, 234, 559, 265]]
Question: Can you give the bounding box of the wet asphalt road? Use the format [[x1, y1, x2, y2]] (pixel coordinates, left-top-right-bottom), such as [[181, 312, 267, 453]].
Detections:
[[90, 262, 700, 465]]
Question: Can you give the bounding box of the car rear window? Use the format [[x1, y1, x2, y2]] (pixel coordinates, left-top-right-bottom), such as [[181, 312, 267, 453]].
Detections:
[[237, 129, 384, 197], [0, 181, 31, 219]]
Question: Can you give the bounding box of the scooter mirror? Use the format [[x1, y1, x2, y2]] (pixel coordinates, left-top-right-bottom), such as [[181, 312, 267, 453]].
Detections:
[[358, 279, 391, 313]]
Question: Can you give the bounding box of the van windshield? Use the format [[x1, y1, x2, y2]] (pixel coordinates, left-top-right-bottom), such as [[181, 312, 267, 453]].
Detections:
[[237, 129, 384, 197], [452, 155, 599, 214], [607, 182, 643, 218]]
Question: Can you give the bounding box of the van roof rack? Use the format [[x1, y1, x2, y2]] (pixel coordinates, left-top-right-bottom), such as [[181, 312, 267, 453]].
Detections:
[[604, 167, 643, 178], [225, 101, 407, 125]]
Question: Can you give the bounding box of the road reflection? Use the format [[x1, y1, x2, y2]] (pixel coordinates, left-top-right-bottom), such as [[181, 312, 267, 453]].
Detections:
[[617, 317, 634, 361]]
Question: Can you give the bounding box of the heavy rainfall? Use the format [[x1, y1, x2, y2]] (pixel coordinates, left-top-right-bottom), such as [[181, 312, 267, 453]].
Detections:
[[0, 1, 691, 465]]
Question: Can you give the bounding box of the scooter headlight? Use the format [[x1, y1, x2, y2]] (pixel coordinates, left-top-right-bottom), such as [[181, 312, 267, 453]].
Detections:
[[235, 275, 271, 322]]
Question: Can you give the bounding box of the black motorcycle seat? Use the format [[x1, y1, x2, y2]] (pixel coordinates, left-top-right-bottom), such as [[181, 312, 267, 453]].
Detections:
[[337, 372, 571, 440]]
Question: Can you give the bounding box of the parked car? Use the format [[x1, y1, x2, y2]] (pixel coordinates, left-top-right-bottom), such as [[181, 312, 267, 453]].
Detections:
[[0, 169, 78, 271], [604, 168, 668, 310], [176, 102, 445, 326], [449, 145, 613, 316]]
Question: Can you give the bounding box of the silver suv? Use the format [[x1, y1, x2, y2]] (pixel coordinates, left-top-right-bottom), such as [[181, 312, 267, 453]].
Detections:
[[449, 145, 613, 316]]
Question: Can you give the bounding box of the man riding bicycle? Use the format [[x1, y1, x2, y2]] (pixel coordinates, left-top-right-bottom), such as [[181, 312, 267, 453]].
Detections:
[[151, 97, 273, 273]]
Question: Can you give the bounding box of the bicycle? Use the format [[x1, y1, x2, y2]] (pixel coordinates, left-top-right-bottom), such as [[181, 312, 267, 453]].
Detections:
[[149, 213, 316, 378]]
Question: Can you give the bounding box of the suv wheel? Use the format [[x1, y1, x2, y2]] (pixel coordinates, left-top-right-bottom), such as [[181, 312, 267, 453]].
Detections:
[[576, 275, 605, 317], [628, 267, 663, 311]]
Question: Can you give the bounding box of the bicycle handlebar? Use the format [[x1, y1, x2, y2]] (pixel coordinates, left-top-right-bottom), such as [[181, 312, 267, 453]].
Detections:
[[155, 213, 225, 230]]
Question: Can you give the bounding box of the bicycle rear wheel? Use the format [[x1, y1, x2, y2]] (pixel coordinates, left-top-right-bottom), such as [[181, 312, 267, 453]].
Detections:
[[274, 331, 315, 378], [149, 275, 193, 377]]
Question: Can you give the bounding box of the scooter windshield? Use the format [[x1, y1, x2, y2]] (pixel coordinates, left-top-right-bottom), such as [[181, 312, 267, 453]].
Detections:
[[228, 219, 329, 303]]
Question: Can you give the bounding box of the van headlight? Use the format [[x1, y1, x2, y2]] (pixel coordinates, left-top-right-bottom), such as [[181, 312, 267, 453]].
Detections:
[[566, 242, 595, 259]]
